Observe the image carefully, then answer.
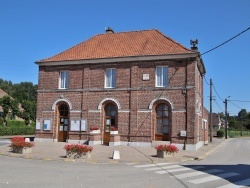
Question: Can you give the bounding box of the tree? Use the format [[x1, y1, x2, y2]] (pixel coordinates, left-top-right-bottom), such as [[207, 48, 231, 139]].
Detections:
[[0, 96, 19, 125], [238, 109, 247, 120], [20, 100, 36, 125], [228, 116, 237, 129]]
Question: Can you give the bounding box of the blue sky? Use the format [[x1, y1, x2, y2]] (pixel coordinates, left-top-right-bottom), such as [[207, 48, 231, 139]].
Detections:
[[0, 0, 249, 115]]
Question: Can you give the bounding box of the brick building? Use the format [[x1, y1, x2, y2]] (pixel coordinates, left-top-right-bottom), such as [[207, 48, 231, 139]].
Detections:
[[35, 28, 208, 150]]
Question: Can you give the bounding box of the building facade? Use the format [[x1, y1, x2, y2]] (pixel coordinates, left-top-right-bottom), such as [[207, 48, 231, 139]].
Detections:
[[35, 28, 208, 150]]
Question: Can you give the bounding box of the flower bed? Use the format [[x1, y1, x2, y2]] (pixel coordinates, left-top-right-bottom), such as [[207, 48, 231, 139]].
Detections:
[[64, 144, 93, 159], [155, 144, 179, 157], [11, 136, 35, 154]]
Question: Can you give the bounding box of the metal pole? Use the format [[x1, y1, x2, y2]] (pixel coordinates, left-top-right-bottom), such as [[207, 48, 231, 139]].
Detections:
[[209, 79, 213, 142], [225, 99, 228, 139]]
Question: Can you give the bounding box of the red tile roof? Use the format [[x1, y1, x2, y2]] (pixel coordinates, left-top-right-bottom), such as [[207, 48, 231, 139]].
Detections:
[[37, 29, 194, 62]]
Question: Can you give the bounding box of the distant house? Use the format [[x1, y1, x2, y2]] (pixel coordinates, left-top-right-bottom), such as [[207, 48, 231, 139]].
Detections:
[[35, 28, 208, 150], [209, 113, 225, 136]]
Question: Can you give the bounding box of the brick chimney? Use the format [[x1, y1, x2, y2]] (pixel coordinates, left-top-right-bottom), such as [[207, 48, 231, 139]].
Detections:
[[105, 27, 114, 34]]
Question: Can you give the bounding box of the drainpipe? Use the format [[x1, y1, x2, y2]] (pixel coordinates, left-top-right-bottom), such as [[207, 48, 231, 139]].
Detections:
[[184, 60, 188, 150]]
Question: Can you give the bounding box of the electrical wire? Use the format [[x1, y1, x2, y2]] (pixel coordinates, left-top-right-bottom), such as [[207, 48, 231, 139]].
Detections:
[[203, 75, 209, 85], [228, 100, 242, 110], [212, 82, 224, 102], [201, 26, 250, 55], [229, 100, 250, 103], [214, 99, 224, 112]]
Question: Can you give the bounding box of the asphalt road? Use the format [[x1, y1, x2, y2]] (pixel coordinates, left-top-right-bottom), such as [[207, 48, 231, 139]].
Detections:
[[0, 138, 250, 188], [0, 139, 10, 146]]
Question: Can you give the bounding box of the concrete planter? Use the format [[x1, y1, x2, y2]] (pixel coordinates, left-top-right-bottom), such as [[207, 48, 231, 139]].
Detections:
[[90, 130, 100, 134], [157, 150, 175, 158], [66, 151, 91, 159], [110, 131, 118, 135], [12, 146, 32, 154]]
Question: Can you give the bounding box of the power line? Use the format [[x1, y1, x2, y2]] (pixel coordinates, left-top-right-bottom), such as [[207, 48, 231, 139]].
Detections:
[[203, 75, 209, 85], [212, 82, 224, 102], [228, 100, 242, 110], [229, 100, 250, 103], [201, 26, 250, 55], [214, 98, 224, 112]]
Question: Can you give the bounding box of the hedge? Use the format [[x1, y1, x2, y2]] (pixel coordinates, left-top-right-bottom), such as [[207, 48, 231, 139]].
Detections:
[[0, 120, 35, 136], [217, 129, 224, 138]]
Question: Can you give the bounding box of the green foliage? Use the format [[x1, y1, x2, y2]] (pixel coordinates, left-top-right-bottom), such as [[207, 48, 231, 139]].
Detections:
[[0, 78, 37, 124], [0, 96, 19, 125], [6, 120, 26, 127], [217, 129, 224, 137], [0, 121, 35, 136]]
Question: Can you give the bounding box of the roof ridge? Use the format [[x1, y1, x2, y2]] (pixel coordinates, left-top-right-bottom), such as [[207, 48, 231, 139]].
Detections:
[[154, 30, 193, 52]]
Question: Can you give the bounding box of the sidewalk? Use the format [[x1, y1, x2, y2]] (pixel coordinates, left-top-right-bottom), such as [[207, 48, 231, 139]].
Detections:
[[0, 138, 225, 164]]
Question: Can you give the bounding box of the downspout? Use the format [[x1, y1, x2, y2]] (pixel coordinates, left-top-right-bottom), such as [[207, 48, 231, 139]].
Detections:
[[184, 60, 188, 150], [128, 66, 132, 142]]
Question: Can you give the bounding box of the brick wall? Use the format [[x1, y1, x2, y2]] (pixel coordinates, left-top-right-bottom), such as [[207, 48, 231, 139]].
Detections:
[[36, 59, 205, 145]]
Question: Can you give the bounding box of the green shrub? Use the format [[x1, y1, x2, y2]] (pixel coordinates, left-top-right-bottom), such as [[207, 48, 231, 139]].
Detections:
[[6, 120, 26, 127], [0, 123, 35, 136], [217, 129, 224, 137]]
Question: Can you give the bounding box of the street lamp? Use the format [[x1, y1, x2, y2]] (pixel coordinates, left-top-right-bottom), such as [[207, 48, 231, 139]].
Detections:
[[224, 96, 230, 139]]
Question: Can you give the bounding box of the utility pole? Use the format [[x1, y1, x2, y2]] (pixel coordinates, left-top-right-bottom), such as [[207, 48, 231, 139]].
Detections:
[[209, 79, 213, 142], [224, 98, 229, 139]]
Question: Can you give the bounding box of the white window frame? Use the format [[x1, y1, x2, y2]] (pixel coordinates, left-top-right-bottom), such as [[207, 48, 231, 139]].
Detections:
[[155, 66, 168, 87], [59, 71, 69, 89], [105, 68, 116, 88]]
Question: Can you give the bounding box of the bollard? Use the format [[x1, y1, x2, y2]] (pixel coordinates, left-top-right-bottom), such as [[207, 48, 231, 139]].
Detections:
[[25, 138, 30, 142], [112, 150, 120, 160]]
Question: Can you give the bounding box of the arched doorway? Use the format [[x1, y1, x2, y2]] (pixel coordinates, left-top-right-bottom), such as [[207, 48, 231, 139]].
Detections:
[[57, 104, 69, 142], [155, 103, 170, 141], [103, 103, 118, 145]]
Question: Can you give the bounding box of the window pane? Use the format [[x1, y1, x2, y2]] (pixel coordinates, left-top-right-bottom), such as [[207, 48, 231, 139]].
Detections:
[[106, 69, 111, 87], [157, 126, 162, 133], [112, 69, 116, 87], [157, 110, 162, 116], [163, 118, 168, 125], [156, 67, 162, 86], [156, 67, 167, 87], [157, 119, 162, 125], [163, 125, 168, 134], [162, 67, 167, 87], [60, 71, 69, 89], [106, 69, 116, 88], [162, 111, 168, 117]]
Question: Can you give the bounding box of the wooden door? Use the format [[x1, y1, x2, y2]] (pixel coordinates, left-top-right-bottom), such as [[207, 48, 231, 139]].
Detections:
[[104, 117, 111, 145], [57, 104, 69, 142], [155, 104, 170, 141], [103, 104, 117, 145]]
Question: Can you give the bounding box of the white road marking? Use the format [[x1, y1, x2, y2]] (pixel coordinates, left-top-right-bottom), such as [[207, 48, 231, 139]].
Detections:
[[189, 172, 240, 184], [134, 163, 170, 168], [176, 169, 223, 179], [216, 178, 250, 188]]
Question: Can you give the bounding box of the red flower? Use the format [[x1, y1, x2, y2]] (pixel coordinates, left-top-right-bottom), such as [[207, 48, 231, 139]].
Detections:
[[155, 144, 179, 155], [90, 126, 99, 131], [64, 144, 93, 154], [11, 137, 35, 149]]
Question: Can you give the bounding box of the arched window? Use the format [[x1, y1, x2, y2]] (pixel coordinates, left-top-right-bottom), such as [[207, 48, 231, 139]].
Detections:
[[156, 104, 169, 134]]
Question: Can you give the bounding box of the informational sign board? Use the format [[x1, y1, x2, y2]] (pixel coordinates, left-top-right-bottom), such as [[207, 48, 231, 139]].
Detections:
[[81, 119, 87, 131], [43, 119, 51, 131], [70, 120, 80, 131], [36, 120, 41, 130]]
